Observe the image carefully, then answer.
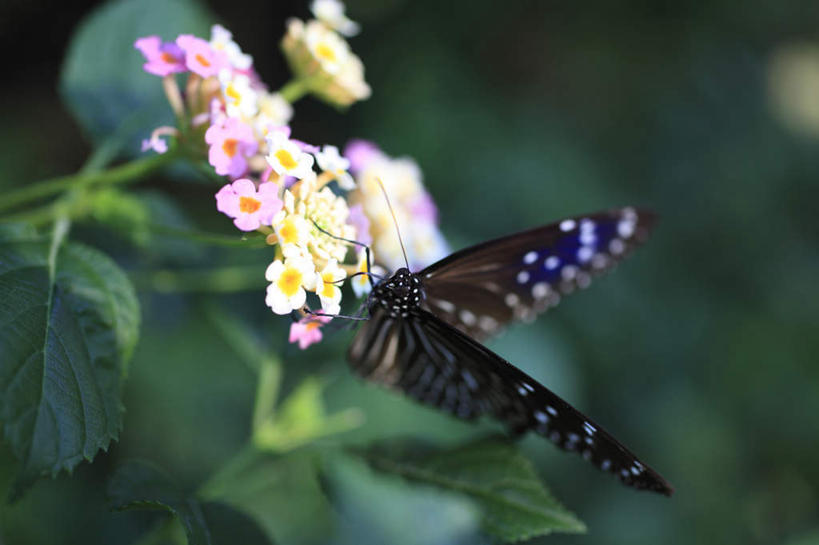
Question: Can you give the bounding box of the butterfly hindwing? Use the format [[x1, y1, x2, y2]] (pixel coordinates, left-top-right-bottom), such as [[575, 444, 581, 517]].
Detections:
[[419, 207, 657, 340], [347, 306, 673, 495]]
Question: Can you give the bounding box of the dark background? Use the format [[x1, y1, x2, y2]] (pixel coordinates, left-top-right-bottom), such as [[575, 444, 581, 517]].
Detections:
[[2, 1, 819, 544]]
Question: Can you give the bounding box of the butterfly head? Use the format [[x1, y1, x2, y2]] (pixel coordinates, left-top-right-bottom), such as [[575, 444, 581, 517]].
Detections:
[[370, 268, 425, 318]]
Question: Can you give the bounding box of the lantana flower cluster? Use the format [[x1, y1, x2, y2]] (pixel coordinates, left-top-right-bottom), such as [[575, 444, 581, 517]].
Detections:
[[135, 1, 445, 349], [345, 140, 449, 271]]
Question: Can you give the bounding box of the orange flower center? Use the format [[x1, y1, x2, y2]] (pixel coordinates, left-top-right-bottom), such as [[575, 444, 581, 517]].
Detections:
[[305, 321, 322, 332], [195, 53, 211, 67], [160, 52, 177, 63], [274, 149, 298, 170], [222, 138, 238, 157], [239, 196, 261, 214], [277, 268, 303, 297]]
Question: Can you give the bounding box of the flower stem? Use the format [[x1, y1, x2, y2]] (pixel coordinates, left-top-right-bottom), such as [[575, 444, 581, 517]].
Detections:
[[278, 78, 311, 103], [132, 265, 268, 293], [0, 150, 178, 216]]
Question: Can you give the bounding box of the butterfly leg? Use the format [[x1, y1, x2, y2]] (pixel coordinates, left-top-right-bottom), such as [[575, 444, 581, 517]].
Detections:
[[310, 220, 378, 290]]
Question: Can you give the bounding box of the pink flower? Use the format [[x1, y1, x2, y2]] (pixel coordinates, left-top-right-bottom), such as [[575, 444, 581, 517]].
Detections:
[[344, 139, 382, 173], [288, 316, 331, 349], [175, 34, 228, 78], [205, 117, 258, 178], [140, 126, 177, 154], [346, 204, 372, 246], [134, 36, 186, 76], [215, 179, 282, 231], [410, 191, 438, 224]]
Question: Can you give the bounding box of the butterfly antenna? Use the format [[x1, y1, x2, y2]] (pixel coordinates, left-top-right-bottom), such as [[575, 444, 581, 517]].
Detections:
[[376, 177, 410, 269], [310, 220, 379, 287]]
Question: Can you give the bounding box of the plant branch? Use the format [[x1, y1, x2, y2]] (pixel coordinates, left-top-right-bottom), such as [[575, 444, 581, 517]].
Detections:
[[0, 149, 178, 216]]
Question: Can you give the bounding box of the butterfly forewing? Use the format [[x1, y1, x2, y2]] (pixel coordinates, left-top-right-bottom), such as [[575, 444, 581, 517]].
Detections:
[[347, 306, 673, 495], [420, 208, 656, 340]]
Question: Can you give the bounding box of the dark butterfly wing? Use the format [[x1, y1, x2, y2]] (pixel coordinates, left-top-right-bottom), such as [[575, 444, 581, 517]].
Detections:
[[419, 207, 656, 341], [348, 306, 674, 495]]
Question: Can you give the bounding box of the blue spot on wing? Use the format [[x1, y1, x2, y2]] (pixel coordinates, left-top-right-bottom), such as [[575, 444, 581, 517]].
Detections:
[[524, 218, 621, 285]]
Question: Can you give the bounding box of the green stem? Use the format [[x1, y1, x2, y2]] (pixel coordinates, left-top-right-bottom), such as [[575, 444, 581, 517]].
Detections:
[[0, 150, 178, 216], [148, 225, 270, 248], [132, 265, 268, 293], [197, 443, 260, 499], [278, 78, 311, 103], [253, 356, 283, 432]]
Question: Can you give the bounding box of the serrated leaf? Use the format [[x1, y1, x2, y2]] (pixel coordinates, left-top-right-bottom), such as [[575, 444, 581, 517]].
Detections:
[[322, 452, 482, 545], [200, 450, 334, 545], [0, 226, 139, 496], [59, 0, 214, 152], [360, 438, 585, 542], [108, 460, 211, 545]]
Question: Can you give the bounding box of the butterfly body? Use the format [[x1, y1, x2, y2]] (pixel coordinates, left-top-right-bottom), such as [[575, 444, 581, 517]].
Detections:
[[347, 207, 673, 495], [368, 268, 424, 318]]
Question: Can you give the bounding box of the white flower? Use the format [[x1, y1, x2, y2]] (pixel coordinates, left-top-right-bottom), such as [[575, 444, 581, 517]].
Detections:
[[210, 24, 253, 70], [351, 248, 374, 298], [219, 69, 258, 119], [315, 258, 347, 314], [265, 131, 315, 179], [315, 145, 355, 189], [274, 210, 313, 257], [295, 185, 356, 262], [334, 54, 371, 102], [310, 0, 360, 37], [265, 257, 317, 315], [253, 91, 293, 137], [304, 20, 351, 75]]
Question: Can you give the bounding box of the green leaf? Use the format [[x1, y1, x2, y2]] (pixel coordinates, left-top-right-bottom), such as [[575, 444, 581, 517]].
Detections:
[[200, 450, 334, 545], [359, 438, 586, 542], [59, 0, 214, 152], [322, 452, 482, 545], [200, 501, 274, 545], [253, 377, 364, 453], [108, 460, 211, 545], [0, 225, 139, 496]]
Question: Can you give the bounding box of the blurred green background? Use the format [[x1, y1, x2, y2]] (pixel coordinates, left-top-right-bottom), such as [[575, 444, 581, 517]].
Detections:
[[2, 0, 819, 544]]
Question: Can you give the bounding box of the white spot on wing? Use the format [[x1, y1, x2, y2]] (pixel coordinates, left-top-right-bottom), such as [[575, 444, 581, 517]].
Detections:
[[561, 265, 578, 281], [579, 231, 597, 245], [523, 251, 538, 264], [532, 282, 550, 299], [516, 270, 530, 284], [433, 299, 455, 313], [504, 293, 519, 307], [609, 238, 625, 255], [577, 246, 594, 263], [560, 219, 576, 232], [618, 219, 635, 239], [544, 256, 560, 270], [459, 309, 477, 326], [478, 315, 498, 331]]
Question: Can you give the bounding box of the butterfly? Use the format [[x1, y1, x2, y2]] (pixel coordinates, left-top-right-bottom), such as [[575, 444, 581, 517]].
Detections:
[[345, 207, 673, 495]]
